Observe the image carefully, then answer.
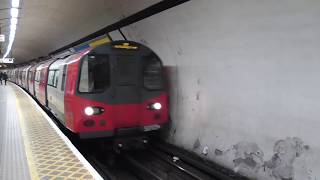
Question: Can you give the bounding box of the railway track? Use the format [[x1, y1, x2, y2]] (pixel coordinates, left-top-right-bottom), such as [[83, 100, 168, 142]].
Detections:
[[72, 138, 249, 180], [118, 141, 249, 180], [150, 142, 248, 180], [122, 149, 213, 180], [22, 86, 247, 180]]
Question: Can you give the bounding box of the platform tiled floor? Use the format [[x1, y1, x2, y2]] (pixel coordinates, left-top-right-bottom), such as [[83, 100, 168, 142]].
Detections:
[[0, 84, 31, 180], [0, 83, 97, 180]]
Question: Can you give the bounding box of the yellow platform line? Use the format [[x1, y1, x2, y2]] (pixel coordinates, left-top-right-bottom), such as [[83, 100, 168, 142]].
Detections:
[[15, 93, 40, 180], [11, 83, 101, 180]]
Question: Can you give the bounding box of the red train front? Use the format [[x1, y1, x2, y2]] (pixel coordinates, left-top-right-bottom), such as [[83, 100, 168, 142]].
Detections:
[[63, 41, 168, 138]]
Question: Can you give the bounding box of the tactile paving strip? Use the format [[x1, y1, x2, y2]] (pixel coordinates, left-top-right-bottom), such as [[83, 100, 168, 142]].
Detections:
[[12, 84, 95, 180]]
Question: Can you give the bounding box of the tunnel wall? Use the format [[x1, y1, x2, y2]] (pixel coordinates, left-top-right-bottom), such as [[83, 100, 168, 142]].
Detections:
[[118, 1, 320, 179]]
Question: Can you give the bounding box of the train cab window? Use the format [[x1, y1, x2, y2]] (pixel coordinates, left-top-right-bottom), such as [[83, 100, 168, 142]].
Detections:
[[78, 55, 110, 93], [61, 65, 67, 91], [143, 56, 164, 90]]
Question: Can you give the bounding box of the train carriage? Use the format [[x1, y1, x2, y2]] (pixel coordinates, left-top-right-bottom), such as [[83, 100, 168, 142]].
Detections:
[[11, 40, 169, 139]]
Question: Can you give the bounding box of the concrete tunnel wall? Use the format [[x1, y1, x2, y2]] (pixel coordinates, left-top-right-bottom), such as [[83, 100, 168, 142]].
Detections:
[[110, 1, 320, 179]]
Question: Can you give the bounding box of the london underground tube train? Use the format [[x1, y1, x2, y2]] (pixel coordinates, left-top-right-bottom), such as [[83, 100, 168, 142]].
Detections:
[[8, 41, 169, 139]]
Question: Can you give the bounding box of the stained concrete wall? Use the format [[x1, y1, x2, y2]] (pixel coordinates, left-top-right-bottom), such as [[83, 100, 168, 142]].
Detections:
[[118, 1, 320, 179]]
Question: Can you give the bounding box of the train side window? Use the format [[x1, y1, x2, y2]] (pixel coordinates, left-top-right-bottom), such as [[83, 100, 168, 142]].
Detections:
[[19, 71, 23, 81], [48, 70, 59, 88], [53, 70, 59, 87], [36, 71, 40, 82], [48, 70, 55, 86], [30, 71, 34, 81], [38, 71, 41, 82], [22, 72, 25, 82], [35, 71, 40, 82], [40, 71, 43, 82], [28, 72, 31, 81], [78, 55, 110, 93]]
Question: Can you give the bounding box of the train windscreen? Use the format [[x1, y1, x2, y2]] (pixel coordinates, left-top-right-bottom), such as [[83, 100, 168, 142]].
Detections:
[[143, 56, 164, 90]]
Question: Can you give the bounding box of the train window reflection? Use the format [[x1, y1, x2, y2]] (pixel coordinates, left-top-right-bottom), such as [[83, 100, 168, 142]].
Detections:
[[79, 55, 110, 93]]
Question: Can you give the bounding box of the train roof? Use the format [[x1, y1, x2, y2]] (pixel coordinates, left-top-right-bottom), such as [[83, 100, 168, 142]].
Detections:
[[36, 59, 56, 70]]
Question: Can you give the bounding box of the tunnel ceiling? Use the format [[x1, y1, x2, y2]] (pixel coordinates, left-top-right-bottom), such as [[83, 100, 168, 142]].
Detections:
[[0, 0, 161, 63]]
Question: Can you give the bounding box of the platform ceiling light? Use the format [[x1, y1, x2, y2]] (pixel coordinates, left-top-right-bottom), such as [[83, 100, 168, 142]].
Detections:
[[10, 24, 17, 31], [12, 0, 20, 8], [1, 0, 20, 61], [10, 8, 19, 18], [10, 17, 18, 25]]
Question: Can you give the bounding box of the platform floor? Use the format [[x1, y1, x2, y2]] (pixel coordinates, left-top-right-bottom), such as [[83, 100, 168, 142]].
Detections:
[[0, 83, 102, 180]]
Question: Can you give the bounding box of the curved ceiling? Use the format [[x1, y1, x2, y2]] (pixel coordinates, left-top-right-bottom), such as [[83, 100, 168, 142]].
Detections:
[[0, 0, 160, 63]]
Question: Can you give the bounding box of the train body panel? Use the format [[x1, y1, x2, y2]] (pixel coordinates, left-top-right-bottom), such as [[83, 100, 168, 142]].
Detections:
[[67, 92, 168, 138]]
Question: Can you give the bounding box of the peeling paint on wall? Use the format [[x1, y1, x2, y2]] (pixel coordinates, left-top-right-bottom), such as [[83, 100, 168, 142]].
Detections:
[[214, 137, 311, 179], [196, 91, 200, 101], [215, 149, 223, 156], [193, 138, 201, 149], [264, 137, 310, 180], [232, 142, 264, 177]]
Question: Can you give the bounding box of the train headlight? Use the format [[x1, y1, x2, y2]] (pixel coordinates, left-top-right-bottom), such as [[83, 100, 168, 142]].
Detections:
[[84, 107, 94, 116], [84, 106, 105, 116], [149, 102, 162, 110]]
